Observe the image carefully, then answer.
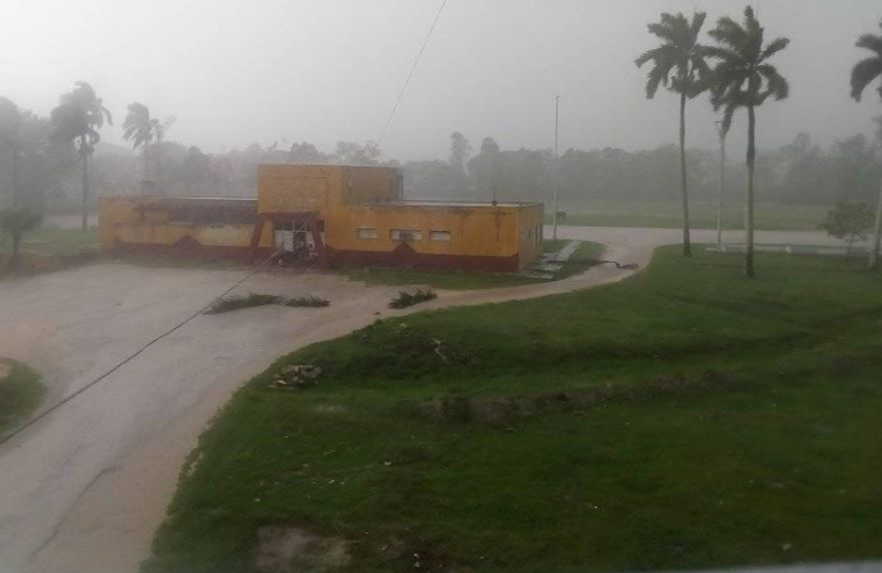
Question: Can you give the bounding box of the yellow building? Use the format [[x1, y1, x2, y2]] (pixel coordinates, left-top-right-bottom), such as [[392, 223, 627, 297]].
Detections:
[[100, 164, 544, 272]]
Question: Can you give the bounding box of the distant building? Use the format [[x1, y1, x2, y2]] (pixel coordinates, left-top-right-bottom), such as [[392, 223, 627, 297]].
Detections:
[[99, 164, 544, 272]]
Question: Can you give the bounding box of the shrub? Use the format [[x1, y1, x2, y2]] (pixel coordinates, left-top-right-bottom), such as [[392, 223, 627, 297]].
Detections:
[[285, 295, 330, 308], [820, 201, 874, 255], [389, 288, 437, 309], [205, 293, 283, 314]]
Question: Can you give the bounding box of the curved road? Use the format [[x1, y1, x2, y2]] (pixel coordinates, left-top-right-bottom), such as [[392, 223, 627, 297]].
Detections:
[[0, 226, 853, 573]]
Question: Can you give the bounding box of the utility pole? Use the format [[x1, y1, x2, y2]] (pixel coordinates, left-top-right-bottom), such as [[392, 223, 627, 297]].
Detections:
[[869, 182, 882, 270], [715, 121, 727, 251], [552, 95, 560, 241]]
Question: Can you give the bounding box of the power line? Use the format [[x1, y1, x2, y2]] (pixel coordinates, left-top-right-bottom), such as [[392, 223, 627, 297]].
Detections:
[[378, 0, 448, 144], [0, 249, 282, 448]]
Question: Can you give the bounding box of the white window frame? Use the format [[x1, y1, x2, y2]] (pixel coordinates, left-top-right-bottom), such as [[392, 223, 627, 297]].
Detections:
[[429, 230, 451, 242], [356, 227, 378, 239], [390, 229, 423, 242]]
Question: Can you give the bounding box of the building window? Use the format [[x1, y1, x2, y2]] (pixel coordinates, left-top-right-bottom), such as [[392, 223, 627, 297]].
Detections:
[[429, 230, 451, 242], [536, 224, 542, 246], [357, 227, 378, 239], [390, 229, 422, 242]]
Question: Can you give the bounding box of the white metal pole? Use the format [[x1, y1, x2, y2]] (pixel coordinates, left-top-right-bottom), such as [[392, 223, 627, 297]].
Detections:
[[552, 95, 560, 241], [869, 183, 882, 270], [716, 122, 726, 251]]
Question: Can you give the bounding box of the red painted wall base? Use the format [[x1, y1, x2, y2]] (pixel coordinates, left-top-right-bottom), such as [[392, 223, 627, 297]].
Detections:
[[325, 242, 520, 272], [111, 239, 521, 272]]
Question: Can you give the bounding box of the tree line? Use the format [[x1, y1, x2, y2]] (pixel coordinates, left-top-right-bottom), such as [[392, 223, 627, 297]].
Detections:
[[0, 82, 393, 226], [404, 129, 882, 207], [2, 6, 882, 274]]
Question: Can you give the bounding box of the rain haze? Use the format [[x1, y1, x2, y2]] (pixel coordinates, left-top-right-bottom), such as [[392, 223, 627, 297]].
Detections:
[[2, 0, 881, 159], [3, 2, 882, 573]]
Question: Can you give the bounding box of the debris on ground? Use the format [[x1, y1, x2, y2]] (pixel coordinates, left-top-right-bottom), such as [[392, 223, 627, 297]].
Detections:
[[269, 364, 323, 390], [284, 295, 330, 308], [389, 288, 437, 309]]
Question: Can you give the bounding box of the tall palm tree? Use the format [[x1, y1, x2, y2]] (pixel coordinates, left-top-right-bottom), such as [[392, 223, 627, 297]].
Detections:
[[50, 82, 112, 231], [850, 20, 882, 270], [123, 102, 159, 189], [707, 6, 790, 278], [0, 98, 21, 207], [636, 11, 711, 257]]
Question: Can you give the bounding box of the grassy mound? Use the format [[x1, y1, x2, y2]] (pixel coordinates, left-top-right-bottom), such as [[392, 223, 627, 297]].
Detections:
[[145, 248, 882, 573]]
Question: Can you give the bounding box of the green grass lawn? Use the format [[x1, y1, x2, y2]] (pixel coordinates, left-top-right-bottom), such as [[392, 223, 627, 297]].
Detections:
[[554, 240, 605, 279], [551, 200, 828, 231], [0, 359, 45, 434], [339, 241, 605, 290], [542, 239, 570, 253], [144, 249, 882, 573], [0, 227, 100, 257], [340, 265, 542, 290]]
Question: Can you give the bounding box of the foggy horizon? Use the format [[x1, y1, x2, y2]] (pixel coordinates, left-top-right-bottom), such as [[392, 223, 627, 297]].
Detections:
[[3, 0, 882, 161]]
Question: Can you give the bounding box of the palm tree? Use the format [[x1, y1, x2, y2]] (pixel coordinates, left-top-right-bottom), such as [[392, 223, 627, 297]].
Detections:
[[0, 98, 21, 207], [850, 20, 882, 270], [707, 6, 790, 278], [0, 207, 42, 270], [50, 82, 112, 231], [123, 102, 159, 190], [636, 11, 711, 257]]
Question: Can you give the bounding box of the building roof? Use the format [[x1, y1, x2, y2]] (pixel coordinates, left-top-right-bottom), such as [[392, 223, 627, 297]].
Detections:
[[368, 199, 542, 208], [163, 196, 257, 202]]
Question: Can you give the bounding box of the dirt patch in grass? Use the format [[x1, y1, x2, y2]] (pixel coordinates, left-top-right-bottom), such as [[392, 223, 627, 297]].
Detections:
[[254, 526, 350, 573]]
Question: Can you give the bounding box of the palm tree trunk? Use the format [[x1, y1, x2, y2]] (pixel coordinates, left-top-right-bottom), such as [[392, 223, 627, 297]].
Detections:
[[717, 132, 726, 251], [143, 144, 150, 191], [679, 91, 691, 257], [10, 231, 21, 270], [81, 138, 89, 232], [155, 138, 162, 193], [11, 145, 18, 208], [745, 105, 757, 278], [869, 184, 882, 270]]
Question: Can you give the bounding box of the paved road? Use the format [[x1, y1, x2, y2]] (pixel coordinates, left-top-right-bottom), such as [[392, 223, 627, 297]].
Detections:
[[0, 226, 853, 573], [42, 214, 98, 230]]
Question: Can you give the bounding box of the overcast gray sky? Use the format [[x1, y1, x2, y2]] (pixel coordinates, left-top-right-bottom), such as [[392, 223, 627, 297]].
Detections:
[[2, 0, 881, 160]]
